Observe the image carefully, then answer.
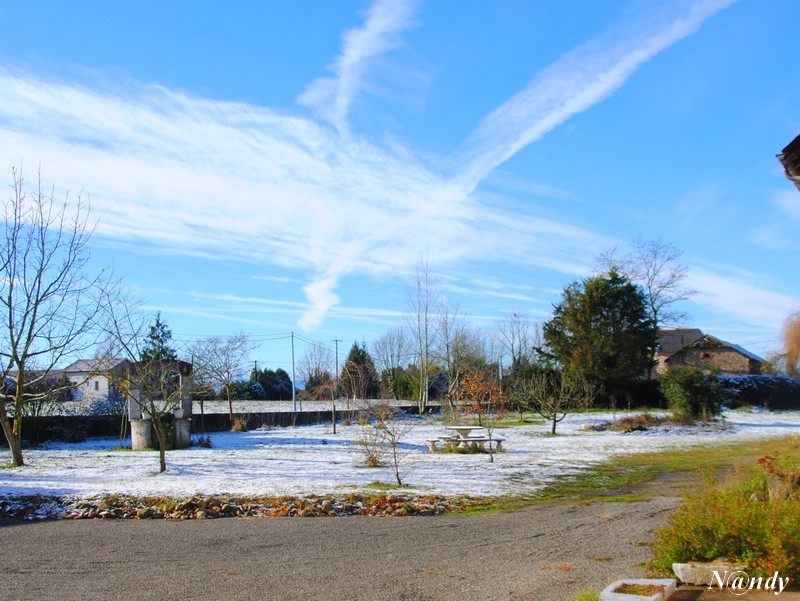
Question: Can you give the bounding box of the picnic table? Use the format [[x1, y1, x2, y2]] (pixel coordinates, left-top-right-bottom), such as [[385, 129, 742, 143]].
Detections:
[[426, 426, 505, 452], [445, 425, 484, 442]]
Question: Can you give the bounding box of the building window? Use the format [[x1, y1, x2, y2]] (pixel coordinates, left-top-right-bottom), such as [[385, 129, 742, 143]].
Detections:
[[94, 380, 99, 391], [701, 352, 711, 359]]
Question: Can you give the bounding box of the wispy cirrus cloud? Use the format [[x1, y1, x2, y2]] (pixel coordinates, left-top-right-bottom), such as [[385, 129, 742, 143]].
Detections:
[[452, 0, 735, 190], [750, 188, 800, 250], [297, 0, 419, 133], [0, 0, 737, 332], [688, 267, 797, 331]]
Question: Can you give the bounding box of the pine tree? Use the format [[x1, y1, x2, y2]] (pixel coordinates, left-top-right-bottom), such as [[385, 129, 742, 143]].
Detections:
[[140, 312, 178, 362], [543, 270, 656, 389], [341, 342, 380, 399]]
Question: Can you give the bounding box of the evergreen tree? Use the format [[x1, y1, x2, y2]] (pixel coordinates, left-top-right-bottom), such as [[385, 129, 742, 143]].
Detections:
[[140, 312, 178, 362], [341, 341, 380, 399], [251, 367, 294, 400], [543, 270, 656, 392]]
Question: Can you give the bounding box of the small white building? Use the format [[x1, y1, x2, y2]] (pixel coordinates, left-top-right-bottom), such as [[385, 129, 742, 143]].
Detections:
[[62, 358, 131, 408]]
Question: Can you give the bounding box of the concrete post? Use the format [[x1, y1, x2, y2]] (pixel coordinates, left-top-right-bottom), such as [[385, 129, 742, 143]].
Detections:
[[173, 418, 192, 449], [131, 419, 152, 450]]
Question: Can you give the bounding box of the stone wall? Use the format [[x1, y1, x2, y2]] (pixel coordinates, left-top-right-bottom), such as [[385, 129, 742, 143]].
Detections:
[[668, 347, 759, 375]]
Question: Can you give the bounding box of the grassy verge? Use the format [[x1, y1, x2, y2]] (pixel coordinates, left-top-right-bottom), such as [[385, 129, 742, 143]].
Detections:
[[459, 436, 800, 513], [647, 443, 800, 585]]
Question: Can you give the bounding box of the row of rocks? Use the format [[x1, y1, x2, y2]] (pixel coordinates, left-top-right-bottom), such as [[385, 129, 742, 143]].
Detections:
[[1, 494, 458, 521]]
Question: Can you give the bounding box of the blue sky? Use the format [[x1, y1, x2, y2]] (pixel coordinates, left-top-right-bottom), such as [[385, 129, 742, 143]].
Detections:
[[1, 0, 798, 370]]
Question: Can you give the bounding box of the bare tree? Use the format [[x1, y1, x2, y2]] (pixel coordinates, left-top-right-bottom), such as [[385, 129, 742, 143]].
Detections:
[[435, 305, 488, 411], [495, 311, 535, 369], [597, 238, 694, 328], [0, 166, 115, 466], [405, 256, 440, 414], [190, 332, 256, 421], [371, 327, 410, 400], [786, 312, 800, 377], [513, 369, 595, 435], [597, 238, 694, 380], [298, 342, 335, 399], [355, 403, 414, 485], [377, 410, 415, 485], [104, 301, 189, 473]]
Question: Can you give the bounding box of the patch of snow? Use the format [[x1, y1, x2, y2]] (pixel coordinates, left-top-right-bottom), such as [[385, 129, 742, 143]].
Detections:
[[1, 410, 797, 499]]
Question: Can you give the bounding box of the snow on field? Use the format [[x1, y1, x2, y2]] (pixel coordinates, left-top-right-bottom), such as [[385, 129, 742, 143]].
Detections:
[[1, 410, 798, 500]]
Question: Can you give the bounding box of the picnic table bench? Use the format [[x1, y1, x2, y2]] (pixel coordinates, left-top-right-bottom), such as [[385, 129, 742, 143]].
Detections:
[[426, 427, 506, 452]]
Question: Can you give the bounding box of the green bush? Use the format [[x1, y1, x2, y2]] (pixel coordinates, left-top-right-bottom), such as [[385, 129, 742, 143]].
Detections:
[[648, 457, 800, 586], [661, 366, 724, 421]]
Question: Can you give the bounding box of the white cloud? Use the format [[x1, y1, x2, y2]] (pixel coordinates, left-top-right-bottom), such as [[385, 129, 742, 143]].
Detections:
[[688, 268, 797, 333], [773, 187, 800, 223], [750, 188, 800, 250], [452, 0, 735, 191], [297, 0, 419, 132], [0, 0, 739, 333]]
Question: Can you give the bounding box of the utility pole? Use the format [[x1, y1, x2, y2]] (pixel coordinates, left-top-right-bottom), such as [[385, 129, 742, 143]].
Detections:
[[332, 339, 341, 381], [332, 339, 342, 435], [291, 332, 297, 412]]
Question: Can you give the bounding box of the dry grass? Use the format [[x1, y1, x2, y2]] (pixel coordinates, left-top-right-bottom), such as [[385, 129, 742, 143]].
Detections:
[[540, 563, 576, 572], [231, 417, 249, 432]]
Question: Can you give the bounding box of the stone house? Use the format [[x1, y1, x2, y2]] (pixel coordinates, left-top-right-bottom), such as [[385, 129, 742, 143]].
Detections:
[[653, 328, 704, 376], [660, 333, 764, 376]]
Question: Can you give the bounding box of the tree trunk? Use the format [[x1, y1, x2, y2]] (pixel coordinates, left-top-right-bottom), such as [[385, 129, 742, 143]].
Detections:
[[117, 411, 128, 448], [0, 411, 24, 466], [551, 416, 557, 435], [226, 391, 234, 422], [152, 421, 167, 473], [11, 378, 28, 465]]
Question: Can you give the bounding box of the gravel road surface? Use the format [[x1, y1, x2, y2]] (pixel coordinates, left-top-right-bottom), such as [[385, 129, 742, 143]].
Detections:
[[0, 493, 679, 601]]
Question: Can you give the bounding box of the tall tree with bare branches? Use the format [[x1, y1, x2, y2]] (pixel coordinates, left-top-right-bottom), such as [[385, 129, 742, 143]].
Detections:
[[597, 238, 694, 328], [495, 311, 538, 370], [436, 305, 488, 410], [0, 166, 115, 466], [785, 312, 800, 377], [298, 342, 335, 400], [371, 327, 410, 400], [405, 256, 440, 414], [190, 332, 256, 421]]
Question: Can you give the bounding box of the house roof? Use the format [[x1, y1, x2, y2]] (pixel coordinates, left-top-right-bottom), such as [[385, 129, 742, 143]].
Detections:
[[655, 328, 704, 356], [669, 334, 765, 363], [778, 133, 800, 193], [63, 358, 130, 373]]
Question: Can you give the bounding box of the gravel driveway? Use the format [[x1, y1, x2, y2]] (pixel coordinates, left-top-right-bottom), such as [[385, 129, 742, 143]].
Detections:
[[0, 492, 679, 601]]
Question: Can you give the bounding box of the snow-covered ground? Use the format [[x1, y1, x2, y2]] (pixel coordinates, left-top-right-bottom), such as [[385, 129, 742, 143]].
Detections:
[[1, 410, 797, 499]]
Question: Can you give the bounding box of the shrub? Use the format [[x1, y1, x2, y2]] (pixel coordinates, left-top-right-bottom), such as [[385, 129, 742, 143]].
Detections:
[[193, 434, 213, 448], [231, 417, 249, 432], [609, 413, 665, 432], [661, 366, 725, 422], [570, 589, 599, 601], [355, 426, 385, 467], [648, 455, 800, 586], [720, 375, 800, 410]]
